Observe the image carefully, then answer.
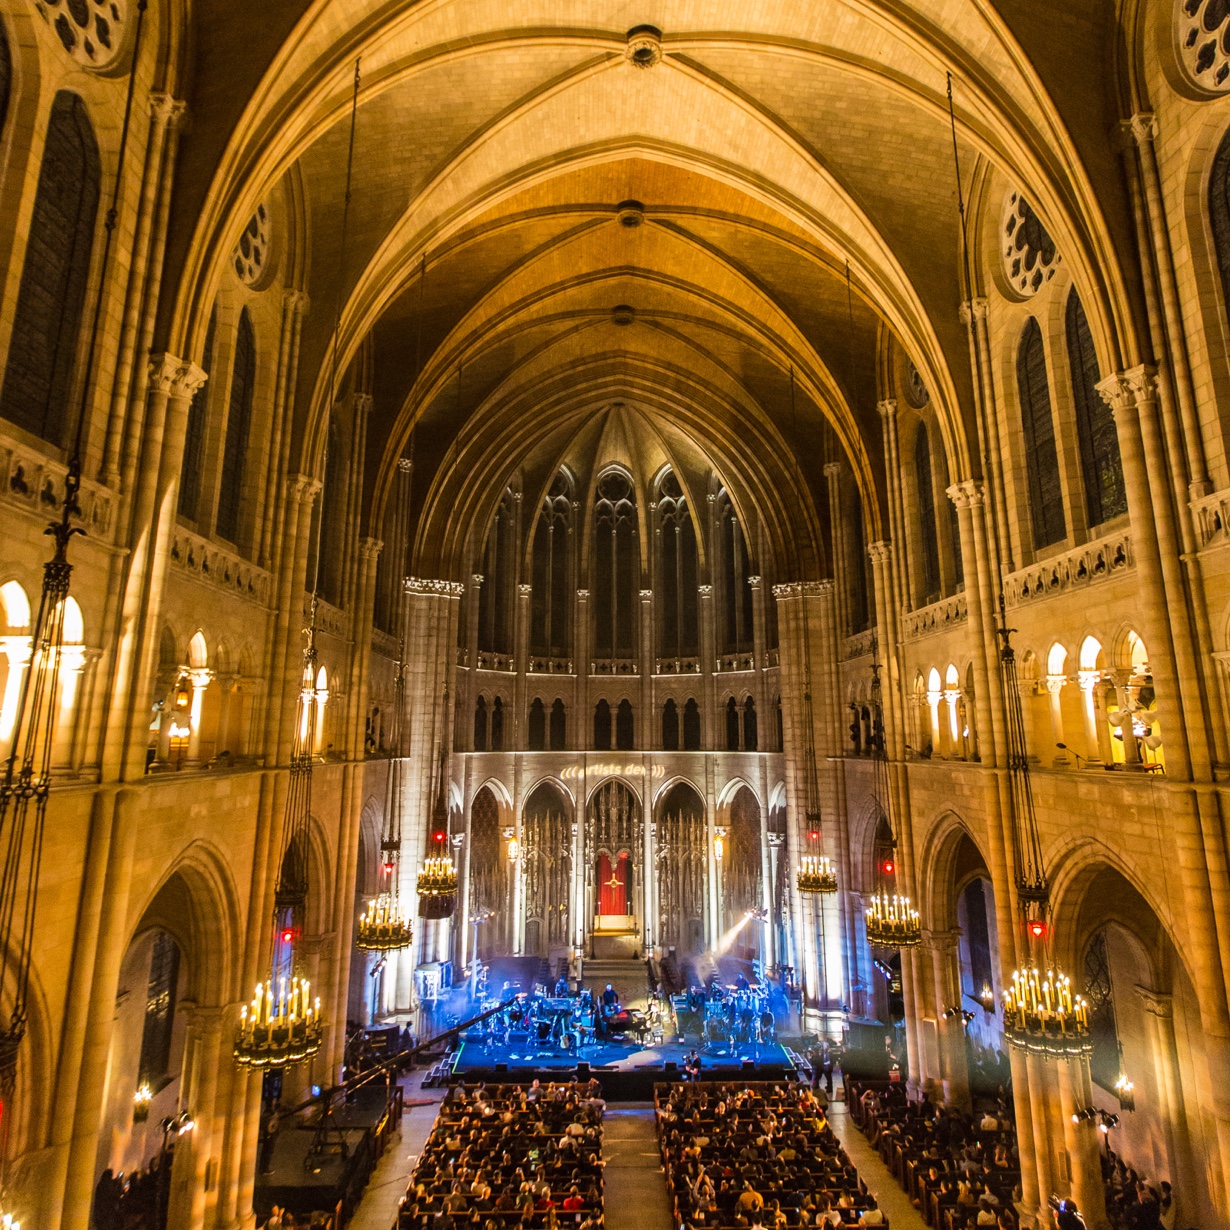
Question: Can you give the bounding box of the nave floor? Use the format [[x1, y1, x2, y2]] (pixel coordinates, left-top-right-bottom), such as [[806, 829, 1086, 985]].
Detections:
[[827, 1098, 929, 1230]]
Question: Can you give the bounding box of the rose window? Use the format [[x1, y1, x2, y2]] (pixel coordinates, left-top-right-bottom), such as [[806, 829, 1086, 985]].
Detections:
[[1178, 0, 1230, 91], [36, 0, 126, 70], [232, 204, 270, 287]]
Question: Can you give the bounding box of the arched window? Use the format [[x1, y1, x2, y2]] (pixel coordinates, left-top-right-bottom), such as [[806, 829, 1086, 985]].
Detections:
[[531, 472, 572, 658], [914, 424, 941, 601], [490, 697, 504, 751], [217, 309, 255, 543], [683, 698, 701, 750], [528, 698, 546, 751], [717, 491, 754, 654], [0, 91, 100, 444], [616, 699, 634, 750], [1065, 291, 1126, 527], [179, 308, 216, 520], [725, 697, 740, 751], [657, 472, 698, 659], [479, 488, 516, 655], [1017, 318, 1066, 550], [593, 699, 611, 750], [549, 699, 566, 750], [662, 699, 679, 751], [474, 696, 488, 751], [743, 697, 758, 752], [593, 471, 638, 658], [1210, 124, 1230, 337]]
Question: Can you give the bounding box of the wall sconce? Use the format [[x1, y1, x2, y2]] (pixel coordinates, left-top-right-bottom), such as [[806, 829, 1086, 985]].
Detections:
[[134, 1081, 153, 1123]]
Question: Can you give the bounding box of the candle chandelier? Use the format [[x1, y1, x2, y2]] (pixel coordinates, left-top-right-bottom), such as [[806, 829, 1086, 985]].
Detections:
[[355, 452, 413, 953], [997, 606, 1091, 1056], [417, 744, 458, 916], [864, 657, 921, 948], [237, 55, 365, 1069], [0, 0, 150, 1103]]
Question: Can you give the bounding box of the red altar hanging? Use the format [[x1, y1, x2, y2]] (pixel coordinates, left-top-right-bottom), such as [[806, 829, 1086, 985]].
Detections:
[[597, 852, 629, 915]]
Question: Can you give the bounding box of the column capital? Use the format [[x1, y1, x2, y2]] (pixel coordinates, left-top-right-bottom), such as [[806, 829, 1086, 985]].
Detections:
[[823, 461, 843, 479], [921, 928, 961, 955], [946, 478, 985, 510], [958, 298, 989, 325], [1134, 984, 1173, 1018], [639, 588, 653, 601], [283, 288, 310, 317], [149, 92, 188, 129], [518, 583, 533, 597], [148, 353, 208, 400], [396, 456, 413, 472], [471, 573, 485, 586], [747, 575, 763, 590], [1044, 675, 1067, 695], [288, 472, 322, 504], [876, 398, 898, 420], [358, 536, 383, 562], [188, 667, 213, 689], [576, 588, 590, 600], [350, 392, 374, 417], [1096, 365, 1159, 418], [767, 832, 785, 848], [698, 584, 713, 597], [867, 539, 893, 564], [1122, 112, 1158, 147], [512, 491, 523, 503], [406, 576, 465, 597]]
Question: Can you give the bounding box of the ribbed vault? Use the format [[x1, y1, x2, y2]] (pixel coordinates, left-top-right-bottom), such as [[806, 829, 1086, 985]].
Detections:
[[162, 0, 1146, 579]]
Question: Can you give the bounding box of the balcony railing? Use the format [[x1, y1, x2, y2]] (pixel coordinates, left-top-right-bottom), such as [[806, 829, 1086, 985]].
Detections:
[[1003, 529, 1133, 608]]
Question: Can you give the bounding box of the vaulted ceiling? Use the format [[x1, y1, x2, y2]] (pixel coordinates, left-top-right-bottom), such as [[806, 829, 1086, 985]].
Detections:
[[162, 0, 1137, 581]]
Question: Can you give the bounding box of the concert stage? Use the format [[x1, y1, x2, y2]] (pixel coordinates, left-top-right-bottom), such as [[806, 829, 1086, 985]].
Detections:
[[450, 1036, 796, 1100]]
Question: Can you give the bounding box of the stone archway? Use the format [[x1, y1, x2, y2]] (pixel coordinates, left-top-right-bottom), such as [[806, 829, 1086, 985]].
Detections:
[[656, 782, 707, 963], [586, 780, 642, 958]]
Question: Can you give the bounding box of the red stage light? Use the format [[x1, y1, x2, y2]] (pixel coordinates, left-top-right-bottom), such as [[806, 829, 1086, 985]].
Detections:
[[810, 831, 820, 842], [882, 859, 895, 875], [1028, 920, 1046, 939], [434, 831, 446, 842], [281, 928, 295, 944]]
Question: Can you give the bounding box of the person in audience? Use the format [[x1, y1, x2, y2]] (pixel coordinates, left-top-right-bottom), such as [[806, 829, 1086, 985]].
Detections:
[[857, 1196, 884, 1226]]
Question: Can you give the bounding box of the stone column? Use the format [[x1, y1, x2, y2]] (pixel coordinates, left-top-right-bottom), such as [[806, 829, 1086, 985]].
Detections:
[[575, 589, 590, 751], [1044, 676, 1068, 767], [464, 573, 483, 749], [749, 575, 767, 741], [1136, 986, 1198, 1220], [824, 462, 850, 637], [1078, 671, 1104, 764], [926, 930, 971, 1110], [516, 583, 531, 744], [186, 666, 213, 764], [698, 585, 715, 749], [55, 788, 143, 1230], [1057, 1058, 1112, 1230], [639, 589, 653, 748], [876, 400, 914, 613]]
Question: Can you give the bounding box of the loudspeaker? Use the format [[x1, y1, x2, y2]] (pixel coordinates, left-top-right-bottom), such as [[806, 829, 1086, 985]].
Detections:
[[495, 1062, 508, 1073], [663, 1061, 678, 1074], [575, 1061, 591, 1078], [742, 1059, 756, 1074]]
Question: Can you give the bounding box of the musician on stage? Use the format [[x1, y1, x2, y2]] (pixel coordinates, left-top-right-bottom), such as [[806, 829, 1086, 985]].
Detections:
[[601, 983, 620, 1012], [734, 971, 751, 992], [554, 973, 569, 998]]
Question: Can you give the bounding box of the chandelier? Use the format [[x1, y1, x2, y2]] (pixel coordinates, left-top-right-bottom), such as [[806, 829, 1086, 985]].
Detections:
[[797, 850, 838, 895], [1002, 966, 1091, 1056], [998, 604, 1090, 1058], [233, 633, 327, 1070], [356, 450, 414, 954], [865, 657, 921, 948], [234, 977, 324, 1070], [418, 744, 458, 918], [866, 890, 922, 948]]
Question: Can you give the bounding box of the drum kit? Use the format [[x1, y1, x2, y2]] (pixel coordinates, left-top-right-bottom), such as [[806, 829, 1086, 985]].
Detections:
[[699, 983, 775, 1052], [480, 992, 597, 1055]]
